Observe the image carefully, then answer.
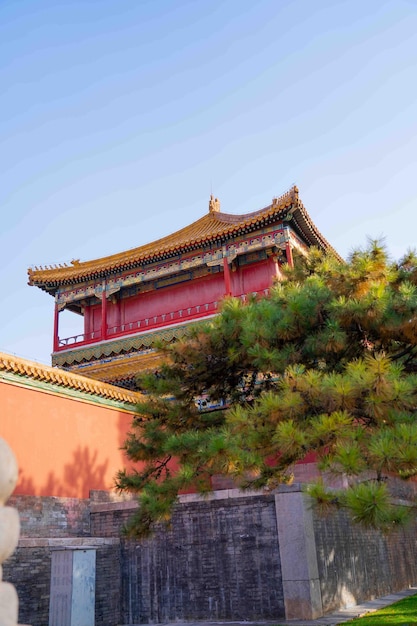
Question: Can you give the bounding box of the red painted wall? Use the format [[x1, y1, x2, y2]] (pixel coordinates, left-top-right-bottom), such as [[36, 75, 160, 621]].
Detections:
[[0, 380, 136, 499], [122, 273, 225, 327], [231, 258, 277, 295], [84, 305, 99, 336], [0, 366, 316, 500], [86, 260, 277, 334]]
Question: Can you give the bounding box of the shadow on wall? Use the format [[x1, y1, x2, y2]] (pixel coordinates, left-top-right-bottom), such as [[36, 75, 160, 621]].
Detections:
[[117, 412, 140, 476], [16, 446, 109, 498], [314, 506, 417, 613]]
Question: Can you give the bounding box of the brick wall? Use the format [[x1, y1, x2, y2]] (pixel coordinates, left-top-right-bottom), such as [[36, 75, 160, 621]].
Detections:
[[9, 494, 90, 537], [313, 506, 417, 612], [5, 488, 417, 624], [90, 493, 285, 622], [90, 500, 137, 537], [95, 543, 123, 626], [119, 494, 285, 623], [5, 545, 51, 625]]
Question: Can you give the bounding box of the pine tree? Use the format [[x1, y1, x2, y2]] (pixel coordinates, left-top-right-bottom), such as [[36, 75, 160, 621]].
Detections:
[[116, 242, 417, 536]]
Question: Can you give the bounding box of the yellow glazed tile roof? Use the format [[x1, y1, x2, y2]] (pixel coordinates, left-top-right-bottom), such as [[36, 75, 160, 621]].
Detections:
[[0, 352, 142, 405], [28, 186, 337, 289], [72, 350, 164, 383]]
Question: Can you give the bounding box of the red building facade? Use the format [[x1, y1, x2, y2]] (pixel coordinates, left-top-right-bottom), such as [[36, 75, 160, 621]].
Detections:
[[28, 187, 338, 387]]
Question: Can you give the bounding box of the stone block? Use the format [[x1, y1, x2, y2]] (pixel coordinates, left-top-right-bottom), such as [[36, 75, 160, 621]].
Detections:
[[282, 578, 323, 620]]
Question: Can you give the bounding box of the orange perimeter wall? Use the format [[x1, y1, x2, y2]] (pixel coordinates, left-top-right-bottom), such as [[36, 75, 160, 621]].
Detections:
[[0, 380, 136, 499]]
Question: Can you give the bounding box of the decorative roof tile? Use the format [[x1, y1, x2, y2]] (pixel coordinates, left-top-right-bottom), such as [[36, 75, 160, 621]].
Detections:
[[69, 350, 164, 383], [28, 186, 338, 290], [0, 352, 142, 405]]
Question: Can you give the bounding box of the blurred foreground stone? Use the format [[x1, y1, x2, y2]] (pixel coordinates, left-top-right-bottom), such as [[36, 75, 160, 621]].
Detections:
[[0, 438, 28, 626]]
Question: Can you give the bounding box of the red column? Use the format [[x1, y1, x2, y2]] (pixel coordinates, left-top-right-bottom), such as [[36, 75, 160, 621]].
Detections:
[[223, 257, 232, 296], [53, 302, 59, 352], [284, 227, 294, 268], [285, 241, 294, 268], [271, 254, 282, 280], [101, 280, 107, 340]]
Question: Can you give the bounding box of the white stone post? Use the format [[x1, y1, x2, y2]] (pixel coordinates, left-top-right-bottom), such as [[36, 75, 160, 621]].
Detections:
[[0, 437, 29, 626]]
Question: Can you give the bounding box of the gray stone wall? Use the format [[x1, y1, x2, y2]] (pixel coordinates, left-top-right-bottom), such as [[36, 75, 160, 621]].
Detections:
[[4, 487, 417, 624], [313, 506, 417, 612], [5, 545, 51, 625], [90, 492, 285, 623], [95, 542, 122, 626], [90, 500, 137, 537], [120, 494, 285, 623]]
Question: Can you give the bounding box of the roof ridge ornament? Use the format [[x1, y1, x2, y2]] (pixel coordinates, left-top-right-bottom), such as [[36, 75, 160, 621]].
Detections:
[[271, 184, 298, 208], [209, 194, 221, 213]]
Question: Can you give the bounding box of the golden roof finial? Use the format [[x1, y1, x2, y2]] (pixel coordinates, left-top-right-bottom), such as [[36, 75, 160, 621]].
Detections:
[[209, 194, 220, 213]]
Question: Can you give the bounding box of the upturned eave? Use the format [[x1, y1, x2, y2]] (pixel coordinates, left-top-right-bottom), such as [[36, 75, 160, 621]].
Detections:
[[28, 186, 339, 294]]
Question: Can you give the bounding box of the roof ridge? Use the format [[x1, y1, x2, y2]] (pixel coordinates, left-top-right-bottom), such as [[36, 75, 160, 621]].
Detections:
[[28, 187, 297, 273], [29, 185, 335, 289], [0, 352, 142, 405]]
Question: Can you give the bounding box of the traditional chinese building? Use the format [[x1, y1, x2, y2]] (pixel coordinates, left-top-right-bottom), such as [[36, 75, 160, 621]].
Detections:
[[28, 186, 338, 388]]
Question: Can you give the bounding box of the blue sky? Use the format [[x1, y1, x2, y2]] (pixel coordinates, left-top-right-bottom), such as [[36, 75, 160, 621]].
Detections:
[[1, 0, 417, 365]]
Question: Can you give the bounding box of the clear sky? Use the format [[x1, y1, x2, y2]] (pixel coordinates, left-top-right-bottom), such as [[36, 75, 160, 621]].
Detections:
[[1, 0, 417, 365]]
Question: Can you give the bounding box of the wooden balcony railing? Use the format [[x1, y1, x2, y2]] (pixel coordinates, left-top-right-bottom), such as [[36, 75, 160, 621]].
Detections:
[[56, 289, 270, 351]]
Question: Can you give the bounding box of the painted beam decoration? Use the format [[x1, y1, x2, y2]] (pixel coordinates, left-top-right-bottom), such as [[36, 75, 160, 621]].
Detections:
[[54, 229, 291, 307]]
